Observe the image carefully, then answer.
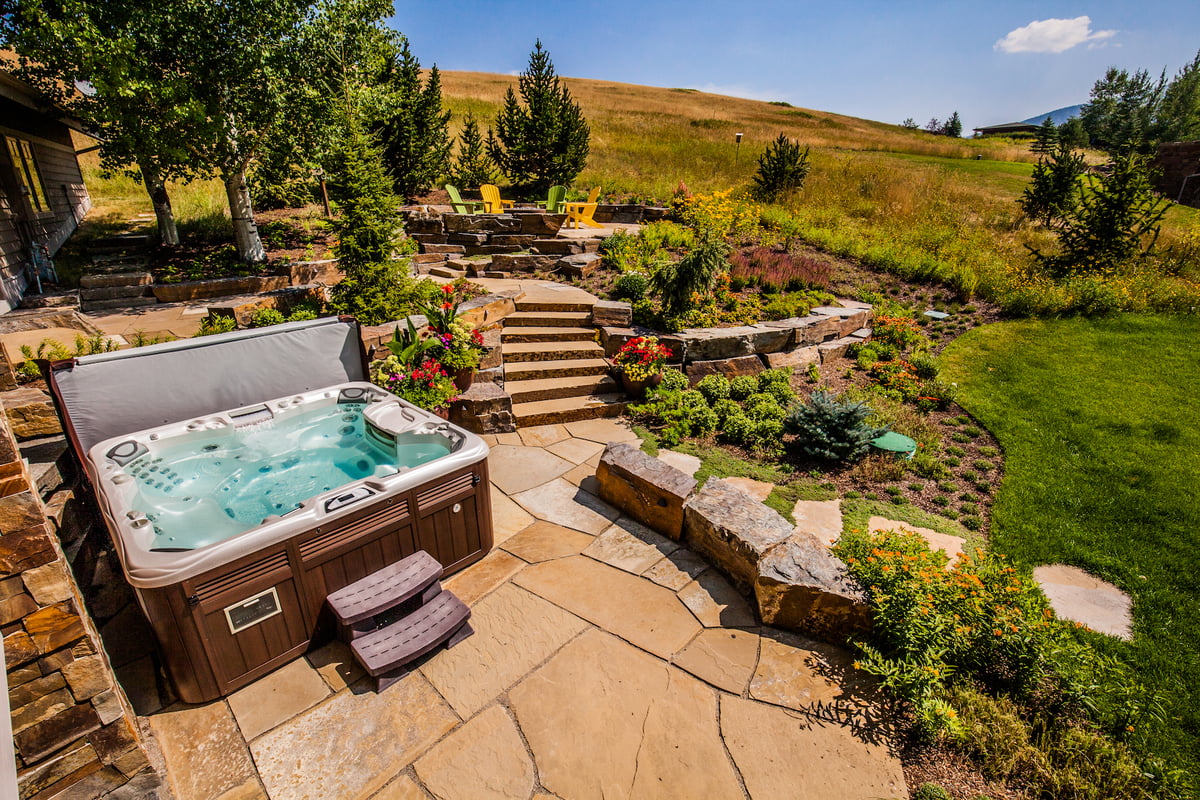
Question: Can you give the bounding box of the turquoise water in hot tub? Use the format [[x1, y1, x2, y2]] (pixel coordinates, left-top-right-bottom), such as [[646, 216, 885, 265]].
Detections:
[[124, 403, 451, 550]]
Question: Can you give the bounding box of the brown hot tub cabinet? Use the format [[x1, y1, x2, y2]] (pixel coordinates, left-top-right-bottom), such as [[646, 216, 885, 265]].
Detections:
[[138, 461, 491, 702], [44, 318, 494, 703]]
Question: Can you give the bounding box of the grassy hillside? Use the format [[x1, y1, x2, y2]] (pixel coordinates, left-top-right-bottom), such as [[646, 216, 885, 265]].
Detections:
[[441, 71, 1200, 316]]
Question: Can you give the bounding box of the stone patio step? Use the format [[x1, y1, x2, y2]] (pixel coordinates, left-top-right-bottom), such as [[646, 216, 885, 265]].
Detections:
[[79, 284, 155, 301], [506, 374, 619, 404], [501, 340, 604, 363], [503, 358, 611, 382], [501, 326, 596, 344], [428, 266, 467, 279], [515, 300, 593, 314], [80, 271, 153, 290], [512, 393, 628, 427], [81, 296, 160, 312], [503, 311, 592, 328]]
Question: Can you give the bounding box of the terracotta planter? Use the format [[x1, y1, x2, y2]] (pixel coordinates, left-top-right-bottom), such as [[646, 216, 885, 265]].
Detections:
[[452, 368, 475, 393], [618, 371, 663, 399]]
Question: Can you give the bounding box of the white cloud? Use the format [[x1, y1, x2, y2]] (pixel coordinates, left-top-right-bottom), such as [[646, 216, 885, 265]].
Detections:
[[995, 16, 1117, 54]]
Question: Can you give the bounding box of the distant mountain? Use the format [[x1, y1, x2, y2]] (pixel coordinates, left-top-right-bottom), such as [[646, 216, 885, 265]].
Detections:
[[1022, 104, 1084, 126]]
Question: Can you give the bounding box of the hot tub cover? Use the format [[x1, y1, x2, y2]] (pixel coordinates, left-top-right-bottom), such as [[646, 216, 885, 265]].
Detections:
[[47, 316, 369, 463]]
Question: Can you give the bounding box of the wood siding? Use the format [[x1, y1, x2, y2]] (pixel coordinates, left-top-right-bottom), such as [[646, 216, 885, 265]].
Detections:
[[0, 93, 91, 312]]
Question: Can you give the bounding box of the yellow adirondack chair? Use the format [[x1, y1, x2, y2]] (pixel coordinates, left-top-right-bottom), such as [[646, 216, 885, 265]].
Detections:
[[564, 186, 602, 229], [479, 184, 514, 214]]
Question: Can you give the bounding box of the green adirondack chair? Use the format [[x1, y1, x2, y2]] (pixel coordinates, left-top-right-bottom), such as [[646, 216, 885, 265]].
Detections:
[[536, 185, 567, 214], [445, 184, 483, 214]]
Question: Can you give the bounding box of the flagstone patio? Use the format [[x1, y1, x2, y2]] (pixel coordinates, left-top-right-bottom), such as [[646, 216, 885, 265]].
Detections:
[[141, 417, 906, 800]]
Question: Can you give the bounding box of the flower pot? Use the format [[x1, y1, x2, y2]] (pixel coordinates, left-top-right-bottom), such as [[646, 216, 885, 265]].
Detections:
[[432, 406, 450, 420], [619, 371, 662, 399], [452, 368, 475, 393]]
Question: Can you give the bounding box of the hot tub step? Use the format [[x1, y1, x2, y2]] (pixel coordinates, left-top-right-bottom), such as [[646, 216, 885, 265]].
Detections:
[[351, 589, 473, 692], [326, 550, 443, 640]]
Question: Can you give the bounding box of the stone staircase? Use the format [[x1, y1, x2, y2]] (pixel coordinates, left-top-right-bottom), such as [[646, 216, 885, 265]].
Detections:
[[79, 234, 157, 312], [500, 300, 626, 427]]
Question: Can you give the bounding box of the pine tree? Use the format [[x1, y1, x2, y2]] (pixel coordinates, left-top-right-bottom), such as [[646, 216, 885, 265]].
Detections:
[[942, 111, 963, 138], [1034, 149, 1168, 277], [375, 40, 452, 201], [924, 118, 942, 135], [486, 40, 590, 193], [752, 133, 811, 201], [1018, 140, 1086, 225], [448, 113, 495, 189], [1058, 117, 1089, 149], [900, 118, 919, 130], [326, 115, 407, 326], [1031, 116, 1059, 156]]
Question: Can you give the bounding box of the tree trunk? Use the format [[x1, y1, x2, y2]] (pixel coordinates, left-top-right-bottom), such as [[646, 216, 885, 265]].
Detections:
[[138, 157, 179, 246], [224, 168, 265, 264]]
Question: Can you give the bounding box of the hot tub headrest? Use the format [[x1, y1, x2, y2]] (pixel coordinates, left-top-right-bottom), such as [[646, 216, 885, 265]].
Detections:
[[47, 317, 369, 459]]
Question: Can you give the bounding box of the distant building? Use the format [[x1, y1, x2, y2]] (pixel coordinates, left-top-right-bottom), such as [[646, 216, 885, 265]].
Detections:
[[972, 121, 1041, 138], [0, 62, 91, 313]]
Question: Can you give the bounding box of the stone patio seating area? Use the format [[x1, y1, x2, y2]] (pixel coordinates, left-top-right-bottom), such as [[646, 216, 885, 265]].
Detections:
[[143, 417, 907, 800]]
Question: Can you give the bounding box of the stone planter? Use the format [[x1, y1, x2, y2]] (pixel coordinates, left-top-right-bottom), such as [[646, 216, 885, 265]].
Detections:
[[452, 368, 475, 393]]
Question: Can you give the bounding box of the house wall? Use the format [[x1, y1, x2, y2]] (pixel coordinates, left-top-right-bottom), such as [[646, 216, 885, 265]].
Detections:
[[0, 95, 92, 313], [1153, 141, 1200, 208]]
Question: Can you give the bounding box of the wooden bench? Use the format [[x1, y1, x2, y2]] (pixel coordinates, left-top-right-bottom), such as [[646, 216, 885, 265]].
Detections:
[[351, 590, 473, 691], [326, 550, 443, 641]]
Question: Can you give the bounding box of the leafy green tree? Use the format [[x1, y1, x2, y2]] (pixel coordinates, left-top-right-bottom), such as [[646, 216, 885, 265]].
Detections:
[[942, 111, 962, 138], [1034, 149, 1169, 276], [487, 40, 589, 193], [325, 115, 407, 325], [752, 133, 811, 201], [1018, 140, 1086, 225], [1080, 67, 1166, 153], [448, 113, 495, 189], [923, 118, 942, 135], [374, 39, 452, 200], [1031, 116, 1059, 156]]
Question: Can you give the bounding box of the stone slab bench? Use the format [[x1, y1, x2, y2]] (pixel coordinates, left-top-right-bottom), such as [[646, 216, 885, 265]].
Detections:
[[326, 550, 443, 641], [351, 590, 473, 692]]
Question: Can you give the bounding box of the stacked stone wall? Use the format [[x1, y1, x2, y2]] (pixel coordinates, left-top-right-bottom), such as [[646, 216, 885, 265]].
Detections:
[[1153, 141, 1200, 208], [1, 413, 161, 798]]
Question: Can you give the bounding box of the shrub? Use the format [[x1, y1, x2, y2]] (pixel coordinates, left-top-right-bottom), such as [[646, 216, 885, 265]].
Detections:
[[640, 220, 694, 250], [712, 399, 740, 422], [721, 411, 754, 443], [659, 367, 689, 391], [909, 352, 939, 380], [873, 312, 925, 349], [912, 785, 952, 800], [196, 314, 238, 336], [673, 189, 760, 239], [649, 233, 731, 317], [761, 290, 832, 321], [613, 271, 650, 301], [696, 374, 731, 404], [763, 382, 796, 406], [750, 418, 785, 451], [248, 308, 287, 328], [728, 375, 757, 400], [752, 133, 812, 201], [747, 398, 787, 422], [783, 390, 888, 463]]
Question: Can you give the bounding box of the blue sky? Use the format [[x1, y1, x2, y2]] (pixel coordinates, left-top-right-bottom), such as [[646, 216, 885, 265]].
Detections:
[[388, 1, 1200, 132]]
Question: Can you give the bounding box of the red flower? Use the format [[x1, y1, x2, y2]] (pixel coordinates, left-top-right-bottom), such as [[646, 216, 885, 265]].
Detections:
[[441, 301, 453, 310], [442, 284, 454, 294]]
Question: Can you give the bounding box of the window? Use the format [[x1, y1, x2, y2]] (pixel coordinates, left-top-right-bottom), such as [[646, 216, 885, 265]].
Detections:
[[5, 136, 50, 213]]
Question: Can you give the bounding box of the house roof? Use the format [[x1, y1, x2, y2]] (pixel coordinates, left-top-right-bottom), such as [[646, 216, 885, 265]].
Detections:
[[0, 50, 88, 133], [972, 121, 1040, 136]]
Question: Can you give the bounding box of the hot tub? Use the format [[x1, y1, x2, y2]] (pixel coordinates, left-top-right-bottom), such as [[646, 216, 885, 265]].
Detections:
[[46, 318, 493, 702]]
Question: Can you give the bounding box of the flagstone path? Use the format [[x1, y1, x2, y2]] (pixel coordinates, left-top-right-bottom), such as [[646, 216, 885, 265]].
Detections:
[[144, 419, 907, 800]]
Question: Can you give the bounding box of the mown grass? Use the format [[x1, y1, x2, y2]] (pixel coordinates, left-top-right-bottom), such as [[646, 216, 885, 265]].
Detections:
[[939, 315, 1200, 788]]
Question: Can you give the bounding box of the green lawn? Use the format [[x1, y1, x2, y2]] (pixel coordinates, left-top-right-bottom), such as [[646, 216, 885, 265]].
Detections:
[[940, 315, 1200, 784]]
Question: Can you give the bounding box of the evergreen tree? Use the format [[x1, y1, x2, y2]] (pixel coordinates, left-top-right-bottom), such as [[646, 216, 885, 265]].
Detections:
[[752, 133, 811, 201], [942, 111, 963, 138], [486, 40, 590, 193], [326, 115, 407, 325], [924, 118, 942, 135], [900, 118, 919, 130], [1059, 117, 1089, 149], [375, 40, 452, 201], [448, 113, 495, 189], [1018, 140, 1086, 225], [1080, 67, 1166, 153], [1031, 116, 1059, 156], [1160, 50, 1200, 142], [1033, 149, 1169, 277]]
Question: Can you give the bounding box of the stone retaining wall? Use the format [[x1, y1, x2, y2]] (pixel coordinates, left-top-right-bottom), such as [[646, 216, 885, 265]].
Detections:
[[1, 413, 162, 798], [1153, 141, 1200, 208], [151, 259, 341, 303], [595, 444, 871, 645]]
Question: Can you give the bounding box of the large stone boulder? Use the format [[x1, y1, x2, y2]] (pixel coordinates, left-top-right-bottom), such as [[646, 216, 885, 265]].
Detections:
[[674, 325, 791, 361], [682, 478, 793, 592], [3, 388, 62, 440], [754, 533, 872, 645], [686, 355, 764, 384], [556, 253, 601, 278], [764, 346, 820, 370], [595, 443, 696, 541], [591, 301, 632, 328], [449, 382, 515, 433]]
